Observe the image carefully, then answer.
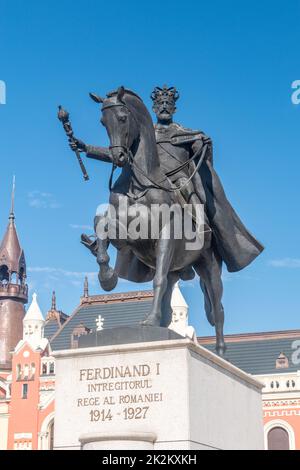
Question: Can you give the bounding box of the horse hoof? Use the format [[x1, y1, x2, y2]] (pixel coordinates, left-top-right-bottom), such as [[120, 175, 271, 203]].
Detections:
[[99, 270, 118, 291]]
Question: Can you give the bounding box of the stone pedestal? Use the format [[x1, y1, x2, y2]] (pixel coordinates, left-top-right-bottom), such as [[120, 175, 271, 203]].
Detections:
[[53, 332, 264, 450]]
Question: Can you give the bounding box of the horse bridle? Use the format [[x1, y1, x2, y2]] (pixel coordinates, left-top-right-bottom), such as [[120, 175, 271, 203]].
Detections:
[[102, 100, 137, 192], [102, 101, 137, 158], [102, 100, 208, 195]]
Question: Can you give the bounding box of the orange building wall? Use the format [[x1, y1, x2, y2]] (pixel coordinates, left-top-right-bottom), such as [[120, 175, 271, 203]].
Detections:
[[8, 343, 42, 450], [0, 371, 10, 450]]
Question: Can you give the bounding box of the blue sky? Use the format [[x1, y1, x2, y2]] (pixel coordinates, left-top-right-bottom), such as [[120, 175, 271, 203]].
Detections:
[[0, 0, 299, 336]]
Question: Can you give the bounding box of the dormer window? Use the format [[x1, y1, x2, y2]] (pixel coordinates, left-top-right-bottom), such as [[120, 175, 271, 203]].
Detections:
[[71, 323, 91, 348], [276, 352, 289, 369], [16, 364, 21, 380]]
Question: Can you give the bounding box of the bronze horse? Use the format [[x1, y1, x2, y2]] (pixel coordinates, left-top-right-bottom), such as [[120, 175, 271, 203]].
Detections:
[[85, 87, 227, 356]]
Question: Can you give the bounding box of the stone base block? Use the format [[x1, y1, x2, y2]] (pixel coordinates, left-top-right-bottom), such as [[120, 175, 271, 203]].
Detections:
[[53, 335, 263, 450]]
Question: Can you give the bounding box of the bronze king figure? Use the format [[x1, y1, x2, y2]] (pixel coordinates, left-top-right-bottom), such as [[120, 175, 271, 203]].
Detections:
[[58, 85, 264, 355]]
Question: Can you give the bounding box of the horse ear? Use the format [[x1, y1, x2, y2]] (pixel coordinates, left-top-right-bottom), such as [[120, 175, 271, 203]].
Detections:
[[117, 86, 125, 103], [89, 92, 104, 103]]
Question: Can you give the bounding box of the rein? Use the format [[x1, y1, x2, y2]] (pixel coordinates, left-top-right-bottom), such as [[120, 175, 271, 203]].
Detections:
[[109, 143, 208, 199], [129, 143, 208, 194]]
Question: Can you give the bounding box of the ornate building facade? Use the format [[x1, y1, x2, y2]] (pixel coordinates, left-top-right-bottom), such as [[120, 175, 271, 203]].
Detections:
[[200, 331, 300, 450], [7, 293, 56, 450]]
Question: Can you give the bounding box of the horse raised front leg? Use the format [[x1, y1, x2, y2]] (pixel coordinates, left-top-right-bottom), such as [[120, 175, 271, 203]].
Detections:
[[194, 249, 226, 357], [142, 237, 174, 327], [94, 214, 118, 292]]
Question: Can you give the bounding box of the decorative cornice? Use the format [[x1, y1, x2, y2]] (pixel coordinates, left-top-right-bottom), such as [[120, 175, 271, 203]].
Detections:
[[53, 338, 263, 390], [0, 283, 28, 302], [264, 409, 300, 418], [263, 398, 300, 408], [80, 290, 154, 305]]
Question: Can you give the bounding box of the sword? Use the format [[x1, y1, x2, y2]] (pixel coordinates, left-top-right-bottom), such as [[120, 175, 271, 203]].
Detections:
[[57, 105, 89, 181]]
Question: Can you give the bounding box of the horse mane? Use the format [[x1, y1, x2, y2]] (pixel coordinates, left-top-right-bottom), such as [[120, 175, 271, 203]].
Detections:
[[105, 88, 151, 125]]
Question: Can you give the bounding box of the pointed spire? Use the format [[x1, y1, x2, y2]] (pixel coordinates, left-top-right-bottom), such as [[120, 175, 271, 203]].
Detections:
[[23, 293, 45, 344], [9, 175, 15, 221], [171, 282, 188, 309], [169, 281, 194, 339], [24, 293, 44, 322], [84, 276, 89, 297], [0, 178, 25, 276], [46, 290, 64, 324], [51, 291, 56, 310], [0, 180, 28, 368], [0, 221, 22, 272]]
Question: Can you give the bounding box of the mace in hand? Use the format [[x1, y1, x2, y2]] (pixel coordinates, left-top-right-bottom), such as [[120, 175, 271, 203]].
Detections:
[[57, 105, 89, 181]]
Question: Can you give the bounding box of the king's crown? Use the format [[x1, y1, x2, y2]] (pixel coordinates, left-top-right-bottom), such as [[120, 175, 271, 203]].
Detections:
[[151, 85, 179, 104]]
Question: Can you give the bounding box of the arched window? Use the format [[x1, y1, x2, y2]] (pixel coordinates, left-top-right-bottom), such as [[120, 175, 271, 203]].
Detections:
[[40, 414, 55, 450], [0, 383, 7, 398], [16, 364, 21, 380], [22, 383, 28, 399], [30, 363, 36, 379], [19, 267, 25, 284], [0, 265, 9, 282], [23, 364, 29, 379], [270, 380, 280, 389], [42, 362, 48, 375], [267, 426, 290, 450], [10, 272, 18, 284]]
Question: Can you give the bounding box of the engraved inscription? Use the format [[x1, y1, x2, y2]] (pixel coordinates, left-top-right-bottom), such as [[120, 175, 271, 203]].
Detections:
[[76, 362, 163, 423]]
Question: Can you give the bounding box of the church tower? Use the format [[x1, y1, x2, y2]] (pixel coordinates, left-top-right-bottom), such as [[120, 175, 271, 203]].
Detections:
[[0, 180, 28, 370]]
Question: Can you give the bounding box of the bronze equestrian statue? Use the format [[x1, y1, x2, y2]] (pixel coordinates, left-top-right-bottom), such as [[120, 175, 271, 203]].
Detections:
[[59, 86, 263, 356]]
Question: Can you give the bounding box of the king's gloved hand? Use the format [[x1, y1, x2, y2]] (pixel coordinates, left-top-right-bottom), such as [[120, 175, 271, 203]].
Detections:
[[69, 137, 87, 153]]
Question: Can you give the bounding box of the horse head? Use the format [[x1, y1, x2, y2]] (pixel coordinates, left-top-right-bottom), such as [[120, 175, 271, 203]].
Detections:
[[90, 87, 140, 168]]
